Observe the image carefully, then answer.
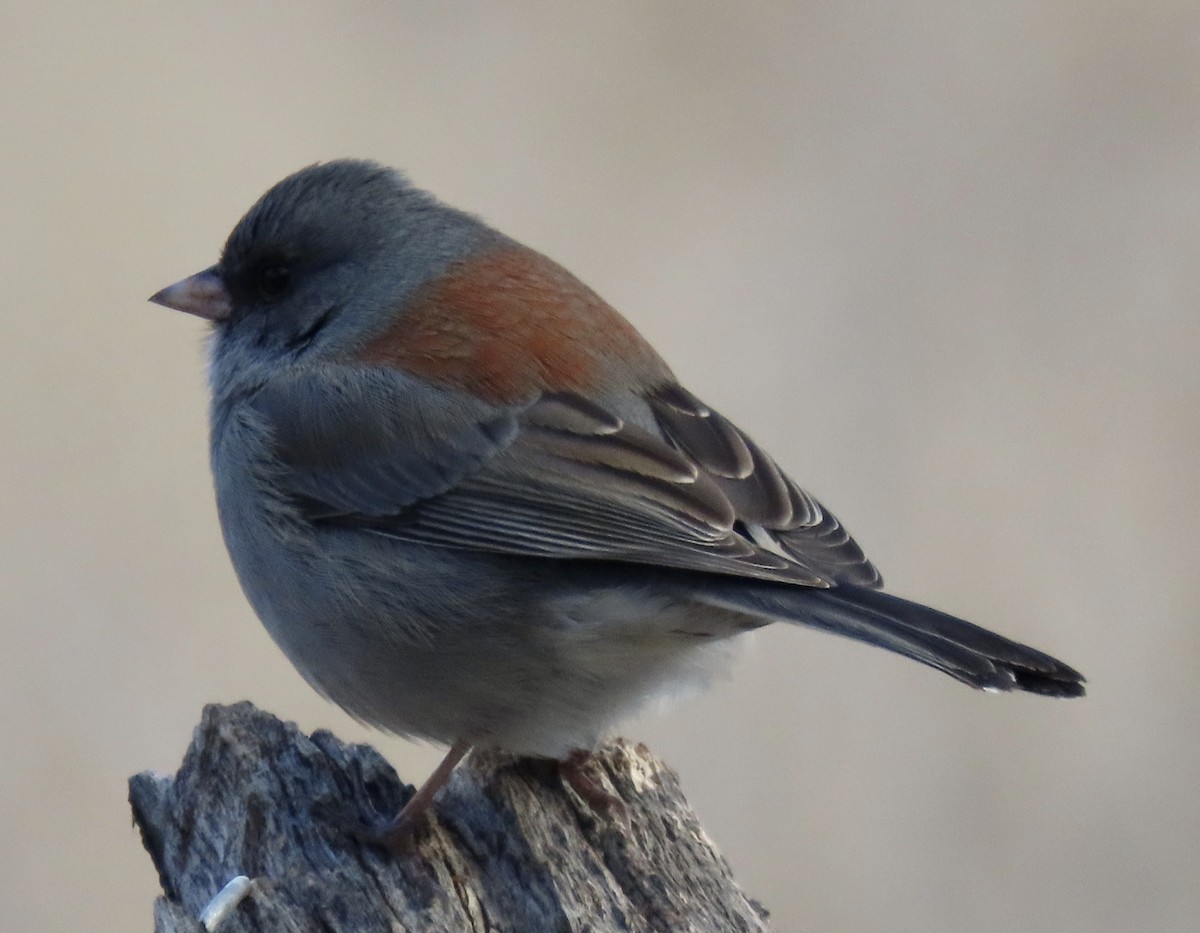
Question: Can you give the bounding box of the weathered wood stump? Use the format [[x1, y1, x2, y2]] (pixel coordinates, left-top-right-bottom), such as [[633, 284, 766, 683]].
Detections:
[[130, 702, 772, 932]]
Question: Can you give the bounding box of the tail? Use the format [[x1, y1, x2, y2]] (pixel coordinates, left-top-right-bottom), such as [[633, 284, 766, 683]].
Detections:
[[706, 582, 1085, 698]]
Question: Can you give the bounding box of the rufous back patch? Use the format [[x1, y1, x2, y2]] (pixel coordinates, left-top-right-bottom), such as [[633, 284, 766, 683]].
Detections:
[[357, 245, 669, 404]]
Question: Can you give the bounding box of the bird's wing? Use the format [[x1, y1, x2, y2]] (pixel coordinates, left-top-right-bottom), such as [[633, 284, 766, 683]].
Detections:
[[247, 367, 518, 517], [254, 369, 879, 587], [643, 384, 880, 586]]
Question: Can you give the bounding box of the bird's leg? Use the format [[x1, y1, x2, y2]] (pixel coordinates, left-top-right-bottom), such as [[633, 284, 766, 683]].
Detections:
[[559, 748, 626, 818], [369, 739, 471, 852]]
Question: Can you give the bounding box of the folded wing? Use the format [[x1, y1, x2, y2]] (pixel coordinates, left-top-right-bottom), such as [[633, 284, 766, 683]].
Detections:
[[257, 369, 880, 588]]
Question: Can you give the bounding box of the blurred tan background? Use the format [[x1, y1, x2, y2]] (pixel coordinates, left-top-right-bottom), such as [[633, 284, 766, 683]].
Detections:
[[2, 2, 1197, 930]]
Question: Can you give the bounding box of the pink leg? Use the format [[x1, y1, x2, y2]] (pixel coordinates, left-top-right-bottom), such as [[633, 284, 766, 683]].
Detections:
[[373, 739, 471, 852]]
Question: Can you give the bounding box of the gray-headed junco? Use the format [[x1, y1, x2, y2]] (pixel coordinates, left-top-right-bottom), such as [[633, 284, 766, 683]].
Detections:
[[151, 160, 1084, 847]]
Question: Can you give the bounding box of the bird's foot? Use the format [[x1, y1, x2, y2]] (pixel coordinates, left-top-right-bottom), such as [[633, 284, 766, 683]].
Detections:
[[559, 749, 627, 820]]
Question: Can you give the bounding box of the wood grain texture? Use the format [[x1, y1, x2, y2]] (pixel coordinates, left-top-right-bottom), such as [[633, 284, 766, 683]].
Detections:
[[130, 703, 772, 932]]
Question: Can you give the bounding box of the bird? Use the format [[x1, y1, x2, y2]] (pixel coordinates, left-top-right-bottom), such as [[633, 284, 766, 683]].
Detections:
[[150, 159, 1084, 848]]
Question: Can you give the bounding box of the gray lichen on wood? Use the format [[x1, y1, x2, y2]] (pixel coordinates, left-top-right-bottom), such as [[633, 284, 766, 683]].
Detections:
[[130, 702, 772, 932]]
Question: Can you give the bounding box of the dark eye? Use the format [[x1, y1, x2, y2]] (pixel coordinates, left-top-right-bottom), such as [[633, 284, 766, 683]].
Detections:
[[256, 263, 292, 301]]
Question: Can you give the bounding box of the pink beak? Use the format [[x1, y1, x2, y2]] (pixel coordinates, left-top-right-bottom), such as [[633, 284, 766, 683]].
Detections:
[[149, 266, 232, 322]]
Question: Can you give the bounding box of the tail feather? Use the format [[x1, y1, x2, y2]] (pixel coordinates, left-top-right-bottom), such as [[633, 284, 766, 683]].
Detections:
[[708, 582, 1085, 698]]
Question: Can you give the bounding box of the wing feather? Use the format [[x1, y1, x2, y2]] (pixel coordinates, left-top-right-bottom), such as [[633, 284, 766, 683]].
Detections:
[[645, 385, 880, 585], [262, 370, 876, 587]]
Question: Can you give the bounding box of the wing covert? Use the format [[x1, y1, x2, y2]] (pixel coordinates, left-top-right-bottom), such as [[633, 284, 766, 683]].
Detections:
[[258, 369, 877, 588]]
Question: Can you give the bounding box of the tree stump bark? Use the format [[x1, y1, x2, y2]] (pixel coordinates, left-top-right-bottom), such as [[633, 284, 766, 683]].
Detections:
[[130, 702, 772, 932]]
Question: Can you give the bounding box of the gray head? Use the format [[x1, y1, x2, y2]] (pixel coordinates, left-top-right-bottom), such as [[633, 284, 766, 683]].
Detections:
[[150, 160, 494, 365]]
